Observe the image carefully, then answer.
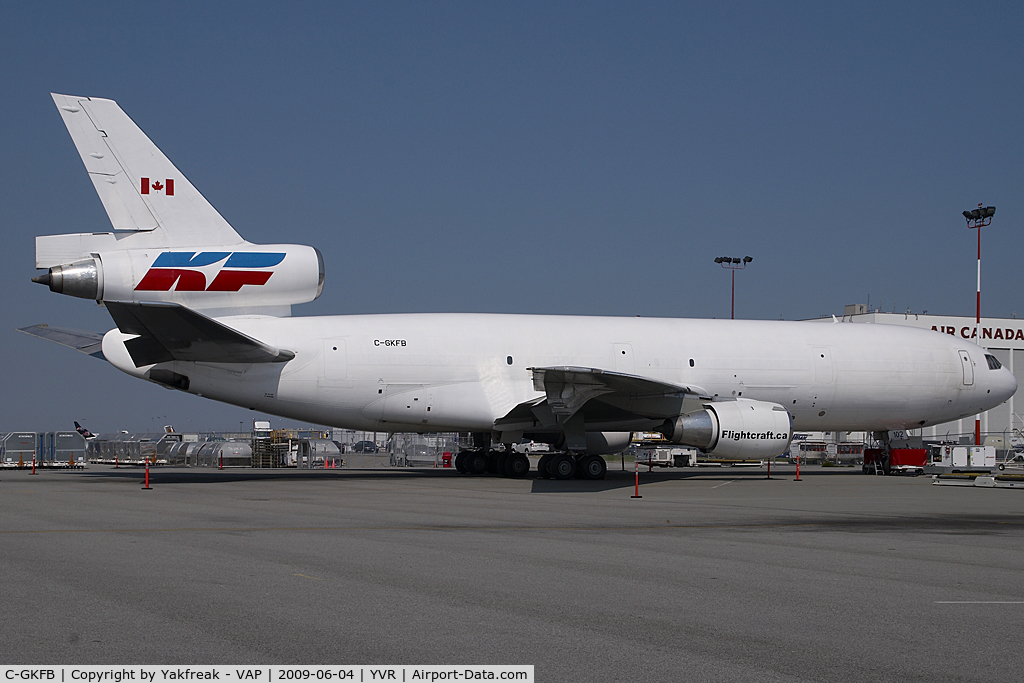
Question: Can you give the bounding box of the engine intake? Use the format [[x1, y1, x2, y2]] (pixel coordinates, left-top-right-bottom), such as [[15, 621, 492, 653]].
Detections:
[[663, 399, 793, 459]]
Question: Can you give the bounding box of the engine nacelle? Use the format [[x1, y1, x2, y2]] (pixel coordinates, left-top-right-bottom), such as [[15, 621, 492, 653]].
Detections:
[[529, 431, 633, 455], [33, 244, 324, 313], [663, 399, 793, 459], [585, 431, 631, 455]]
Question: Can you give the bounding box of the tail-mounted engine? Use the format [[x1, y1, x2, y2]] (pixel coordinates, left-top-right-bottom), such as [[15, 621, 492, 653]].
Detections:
[[33, 244, 324, 314], [663, 398, 793, 459]]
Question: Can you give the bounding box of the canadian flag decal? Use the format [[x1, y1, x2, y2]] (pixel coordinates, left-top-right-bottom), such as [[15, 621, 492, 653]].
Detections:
[[140, 177, 175, 196]]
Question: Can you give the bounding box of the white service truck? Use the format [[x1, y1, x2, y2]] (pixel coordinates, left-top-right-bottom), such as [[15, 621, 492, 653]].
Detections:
[[936, 445, 996, 469], [635, 446, 698, 468]]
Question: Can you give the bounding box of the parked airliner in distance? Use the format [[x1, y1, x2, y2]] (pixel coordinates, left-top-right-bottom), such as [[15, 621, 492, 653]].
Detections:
[[74, 421, 95, 440], [21, 94, 1017, 480]]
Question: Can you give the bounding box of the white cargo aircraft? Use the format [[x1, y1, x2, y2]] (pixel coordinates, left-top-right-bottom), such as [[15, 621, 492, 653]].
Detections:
[[22, 94, 1017, 480]]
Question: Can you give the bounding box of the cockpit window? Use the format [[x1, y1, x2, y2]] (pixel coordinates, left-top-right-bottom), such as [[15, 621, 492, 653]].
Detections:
[[985, 354, 1002, 370]]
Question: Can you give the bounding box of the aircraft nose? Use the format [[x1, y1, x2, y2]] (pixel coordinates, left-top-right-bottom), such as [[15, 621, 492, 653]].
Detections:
[[997, 367, 1018, 403]]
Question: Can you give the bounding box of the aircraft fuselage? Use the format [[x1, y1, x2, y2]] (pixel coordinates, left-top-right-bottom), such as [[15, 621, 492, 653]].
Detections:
[[102, 313, 1015, 435]]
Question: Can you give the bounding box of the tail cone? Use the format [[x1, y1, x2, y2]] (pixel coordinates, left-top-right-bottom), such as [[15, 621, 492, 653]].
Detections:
[[32, 272, 52, 286]]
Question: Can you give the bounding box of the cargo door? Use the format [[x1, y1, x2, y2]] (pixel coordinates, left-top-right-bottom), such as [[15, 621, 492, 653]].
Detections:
[[958, 349, 974, 386]]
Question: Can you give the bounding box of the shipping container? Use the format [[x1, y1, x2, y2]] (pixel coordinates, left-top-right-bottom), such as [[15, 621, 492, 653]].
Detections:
[[2, 432, 36, 465]]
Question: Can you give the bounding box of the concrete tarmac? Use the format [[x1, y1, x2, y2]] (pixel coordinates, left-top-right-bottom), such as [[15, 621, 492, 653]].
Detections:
[[1, 464, 1023, 682]]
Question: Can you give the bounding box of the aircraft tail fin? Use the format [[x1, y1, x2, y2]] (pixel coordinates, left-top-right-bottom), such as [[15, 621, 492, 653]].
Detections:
[[51, 94, 243, 246], [36, 95, 322, 317]]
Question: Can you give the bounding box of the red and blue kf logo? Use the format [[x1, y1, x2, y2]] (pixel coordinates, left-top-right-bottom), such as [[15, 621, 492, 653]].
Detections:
[[135, 252, 285, 292]]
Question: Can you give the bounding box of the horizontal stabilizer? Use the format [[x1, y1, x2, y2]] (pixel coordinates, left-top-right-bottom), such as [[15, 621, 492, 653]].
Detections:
[[105, 301, 295, 367], [17, 324, 105, 359]]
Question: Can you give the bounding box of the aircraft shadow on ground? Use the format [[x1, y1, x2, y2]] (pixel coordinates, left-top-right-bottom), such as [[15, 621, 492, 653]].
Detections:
[[529, 467, 861, 492], [77, 467, 455, 485], [70, 465, 860, 489]]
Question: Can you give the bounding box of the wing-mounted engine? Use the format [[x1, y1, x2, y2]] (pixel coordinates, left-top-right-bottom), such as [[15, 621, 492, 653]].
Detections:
[[33, 244, 324, 316], [663, 398, 793, 459]]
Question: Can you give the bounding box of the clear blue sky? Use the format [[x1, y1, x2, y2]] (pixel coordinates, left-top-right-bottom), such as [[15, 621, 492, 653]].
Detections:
[[1, 1, 1021, 432]]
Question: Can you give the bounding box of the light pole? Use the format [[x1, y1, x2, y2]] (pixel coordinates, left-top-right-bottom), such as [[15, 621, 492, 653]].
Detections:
[[714, 256, 753, 319], [963, 203, 996, 445]]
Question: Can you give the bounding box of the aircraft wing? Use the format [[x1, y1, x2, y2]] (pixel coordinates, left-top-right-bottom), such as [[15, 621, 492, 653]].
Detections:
[[531, 366, 709, 416], [105, 301, 295, 367], [17, 324, 106, 359], [496, 366, 711, 431]]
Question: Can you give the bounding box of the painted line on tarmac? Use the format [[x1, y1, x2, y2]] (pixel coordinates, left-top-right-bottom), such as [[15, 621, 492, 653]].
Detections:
[[711, 480, 738, 489]]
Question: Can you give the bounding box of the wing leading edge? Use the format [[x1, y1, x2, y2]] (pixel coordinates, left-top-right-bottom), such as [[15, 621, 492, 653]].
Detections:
[[496, 366, 711, 433]]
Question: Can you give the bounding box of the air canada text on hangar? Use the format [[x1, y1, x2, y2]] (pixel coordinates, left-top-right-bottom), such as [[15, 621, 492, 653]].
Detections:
[[934, 325, 1024, 341]]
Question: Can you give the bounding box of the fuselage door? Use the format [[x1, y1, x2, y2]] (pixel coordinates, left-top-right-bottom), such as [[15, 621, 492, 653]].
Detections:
[[322, 339, 347, 380], [614, 343, 635, 374], [958, 350, 974, 386], [811, 346, 835, 414], [813, 347, 834, 385]]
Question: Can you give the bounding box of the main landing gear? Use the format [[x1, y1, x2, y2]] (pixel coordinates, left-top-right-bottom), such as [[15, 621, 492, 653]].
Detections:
[[453, 433, 608, 480], [536, 453, 607, 480], [455, 449, 531, 477], [454, 449, 607, 480]]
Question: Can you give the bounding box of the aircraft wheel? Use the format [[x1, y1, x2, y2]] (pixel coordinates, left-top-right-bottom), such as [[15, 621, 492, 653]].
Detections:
[[580, 454, 607, 480], [536, 454, 552, 479], [507, 453, 530, 478], [454, 452, 468, 473], [550, 454, 576, 480], [497, 456, 516, 479], [466, 452, 488, 475]]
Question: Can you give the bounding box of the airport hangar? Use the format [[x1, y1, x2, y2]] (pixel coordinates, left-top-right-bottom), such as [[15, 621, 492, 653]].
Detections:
[[811, 305, 1024, 441]]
